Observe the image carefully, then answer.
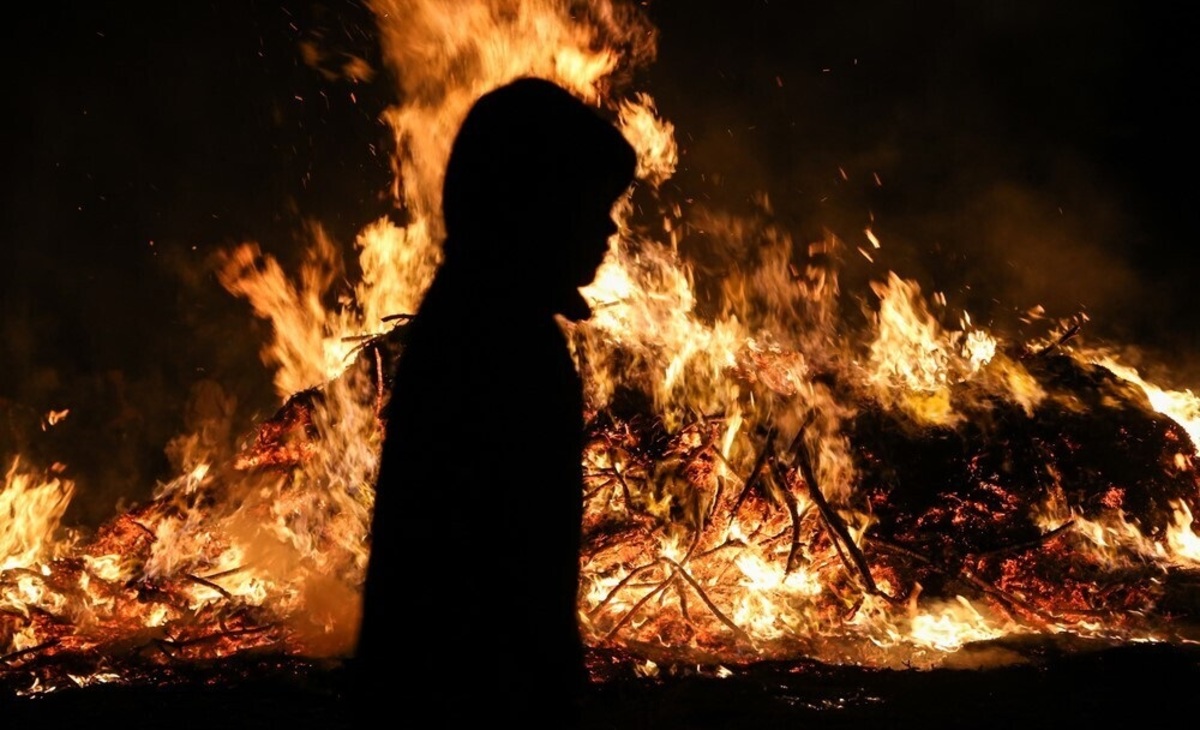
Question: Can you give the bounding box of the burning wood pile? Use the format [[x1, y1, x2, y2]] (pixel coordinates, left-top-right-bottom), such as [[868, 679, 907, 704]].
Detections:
[[8, 185, 1200, 696], [0, 333, 399, 694], [576, 318, 1200, 670], [6, 296, 1199, 696]]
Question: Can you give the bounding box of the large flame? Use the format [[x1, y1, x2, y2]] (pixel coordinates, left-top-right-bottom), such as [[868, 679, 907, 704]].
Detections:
[[4, 0, 1200, 692]]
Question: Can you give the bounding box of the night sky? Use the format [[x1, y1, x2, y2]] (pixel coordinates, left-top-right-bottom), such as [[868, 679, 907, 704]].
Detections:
[[2, 1, 1198, 526]]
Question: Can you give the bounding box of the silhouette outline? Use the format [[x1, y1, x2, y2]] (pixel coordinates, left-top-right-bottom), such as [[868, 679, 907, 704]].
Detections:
[[356, 77, 637, 726]]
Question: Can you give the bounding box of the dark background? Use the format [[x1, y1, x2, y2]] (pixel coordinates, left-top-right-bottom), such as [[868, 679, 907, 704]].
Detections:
[[2, 0, 1197, 526]]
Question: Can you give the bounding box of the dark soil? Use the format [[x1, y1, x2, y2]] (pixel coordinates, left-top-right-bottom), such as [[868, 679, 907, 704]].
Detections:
[[3, 640, 1197, 729]]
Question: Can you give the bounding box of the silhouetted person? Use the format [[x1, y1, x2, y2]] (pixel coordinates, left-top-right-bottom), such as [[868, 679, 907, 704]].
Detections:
[[355, 78, 637, 726]]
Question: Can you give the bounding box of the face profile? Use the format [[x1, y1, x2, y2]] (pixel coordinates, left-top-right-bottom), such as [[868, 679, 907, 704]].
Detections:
[[438, 76, 638, 318]]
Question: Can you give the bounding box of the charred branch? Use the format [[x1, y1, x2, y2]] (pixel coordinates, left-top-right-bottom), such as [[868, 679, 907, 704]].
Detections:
[[588, 560, 668, 621], [726, 427, 777, 535], [661, 557, 752, 644], [866, 535, 1060, 627], [198, 566, 250, 582], [0, 639, 59, 666], [129, 520, 158, 540], [789, 424, 887, 601], [976, 521, 1076, 560], [184, 574, 234, 601], [601, 571, 676, 644], [768, 460, 807, 576], [1031, 321, 1082, 358], [598, 556, 751, 647]]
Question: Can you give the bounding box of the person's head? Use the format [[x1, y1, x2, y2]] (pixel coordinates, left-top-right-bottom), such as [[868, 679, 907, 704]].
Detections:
[[440, 77, 637, 306]]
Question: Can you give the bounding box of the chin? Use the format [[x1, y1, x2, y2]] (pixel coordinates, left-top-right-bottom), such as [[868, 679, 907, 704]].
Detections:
[[553, 286, 593, 322]]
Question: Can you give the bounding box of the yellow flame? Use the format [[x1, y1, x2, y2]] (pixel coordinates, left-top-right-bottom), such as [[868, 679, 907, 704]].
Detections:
[[1166, 501, 1200, 564], [865, 273, 999, 425], [907, 596, 1013, 652], [1091, 354, 1200, 448], [0, 458, 76, 572]]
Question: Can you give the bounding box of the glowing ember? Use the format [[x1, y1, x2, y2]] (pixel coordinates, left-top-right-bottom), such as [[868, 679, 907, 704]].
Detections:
[[4, 0, 1200, 695]]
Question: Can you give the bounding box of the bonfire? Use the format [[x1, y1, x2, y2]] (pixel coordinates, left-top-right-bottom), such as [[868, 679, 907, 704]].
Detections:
[[4, 0, 1200, 698]]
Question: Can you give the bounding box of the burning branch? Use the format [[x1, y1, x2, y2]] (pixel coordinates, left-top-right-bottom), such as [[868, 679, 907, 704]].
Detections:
[[661, 557, 752, 643], [725, 427, 778, 535], [154, 625, 278, 659], [589, 559, 665, 621], [1031, 320, 1082, 358], [184, 574, 234, 601], [788, 422, 889, 601], [767, 461, 808, 576], [0, 640, 59, 666], [976, 521, 1076, 560], [598, 564, 676, 644], [594, 555, 751, 647], [866, 535, 1059, 628]]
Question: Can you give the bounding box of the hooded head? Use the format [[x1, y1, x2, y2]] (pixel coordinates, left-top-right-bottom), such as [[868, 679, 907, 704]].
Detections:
[[439, 77, 637, 317]]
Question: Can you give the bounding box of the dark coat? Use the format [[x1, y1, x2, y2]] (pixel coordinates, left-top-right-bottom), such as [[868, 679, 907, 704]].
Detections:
[[357, 260, 589, 723]]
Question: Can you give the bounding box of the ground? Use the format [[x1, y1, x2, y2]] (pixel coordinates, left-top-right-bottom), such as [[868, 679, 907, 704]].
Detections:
[[3, 641, 1198, 729]]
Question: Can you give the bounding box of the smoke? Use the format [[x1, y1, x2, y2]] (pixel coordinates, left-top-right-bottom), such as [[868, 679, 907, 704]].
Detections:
[[641, 1, 1197, 374]]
